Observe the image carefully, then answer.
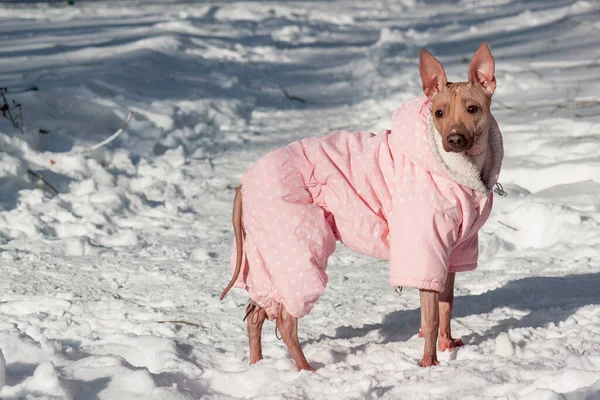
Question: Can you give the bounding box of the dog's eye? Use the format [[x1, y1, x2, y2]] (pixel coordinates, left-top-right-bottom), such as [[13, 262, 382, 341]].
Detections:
[[467, 105, 478, 114], [435, 110, 444, 118]]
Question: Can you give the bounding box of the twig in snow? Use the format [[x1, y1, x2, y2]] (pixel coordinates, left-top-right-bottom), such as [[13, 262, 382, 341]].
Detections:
[[27, 170, 59, 195], [73, 111, 133, 155], [0, 88, 24, 134], [3, 86, 39, 94], [281, 88, 307, 104], [157, 320, 200, 327], [498, 221, 519, 231]]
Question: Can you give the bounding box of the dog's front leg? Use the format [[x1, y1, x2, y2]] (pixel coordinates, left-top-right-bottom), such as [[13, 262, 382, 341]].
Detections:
[[419, 289, 440, 367], [438, 272, 464, 351]]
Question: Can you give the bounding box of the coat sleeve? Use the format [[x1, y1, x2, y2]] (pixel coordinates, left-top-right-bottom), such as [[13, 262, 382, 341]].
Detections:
[[448, 233, 478, 272], [389, 195, 461, 293]]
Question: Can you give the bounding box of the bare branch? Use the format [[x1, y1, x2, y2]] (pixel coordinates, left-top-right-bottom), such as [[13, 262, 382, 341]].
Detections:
[[0, 88, 24, 133], [498, 221, 519, 231], [281, 88, 307, 104], [73, 111, 134, 155], [157, 320, 200, 327], [27, 170, 59, 195]]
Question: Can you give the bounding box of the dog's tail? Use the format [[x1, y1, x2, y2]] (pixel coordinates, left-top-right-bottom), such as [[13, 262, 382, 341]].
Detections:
[[220, 185, 244, 301]]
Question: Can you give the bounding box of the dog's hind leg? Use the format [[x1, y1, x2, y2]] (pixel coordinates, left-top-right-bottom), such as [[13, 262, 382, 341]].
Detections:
[[245, 302, 267, 364], [277, 304, 315, 372]]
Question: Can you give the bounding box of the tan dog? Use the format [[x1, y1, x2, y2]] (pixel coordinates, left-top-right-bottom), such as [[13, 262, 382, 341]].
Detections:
[[222, 43, 499, 369]]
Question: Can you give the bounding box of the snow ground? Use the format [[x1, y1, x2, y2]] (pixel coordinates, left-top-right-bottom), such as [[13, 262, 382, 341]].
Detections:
[[0, 0, 599, 398]]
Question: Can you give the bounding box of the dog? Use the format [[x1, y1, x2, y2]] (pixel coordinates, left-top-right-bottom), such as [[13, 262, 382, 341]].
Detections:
[[221, 42, 502, 370]]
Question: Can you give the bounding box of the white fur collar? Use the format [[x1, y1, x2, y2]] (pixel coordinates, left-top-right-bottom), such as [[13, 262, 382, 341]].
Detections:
[[427, 113, 502, 193]]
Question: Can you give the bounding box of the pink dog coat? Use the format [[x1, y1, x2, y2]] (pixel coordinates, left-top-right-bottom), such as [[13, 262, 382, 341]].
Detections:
[[232, 95, 503, 319]]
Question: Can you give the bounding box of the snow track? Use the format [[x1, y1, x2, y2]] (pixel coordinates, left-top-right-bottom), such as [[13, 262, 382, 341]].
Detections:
[[0, 0, 599, 398]]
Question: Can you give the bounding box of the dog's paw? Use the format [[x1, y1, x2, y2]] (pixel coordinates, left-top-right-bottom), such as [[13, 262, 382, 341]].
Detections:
[[419, 355, 440, 367], [297, 363, 316, 372], [438, 336, 464, 352]]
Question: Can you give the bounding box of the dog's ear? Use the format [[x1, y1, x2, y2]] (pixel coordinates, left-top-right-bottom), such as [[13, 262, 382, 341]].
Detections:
[[468, 42, 496, 95], [419, 50, 448, 100]]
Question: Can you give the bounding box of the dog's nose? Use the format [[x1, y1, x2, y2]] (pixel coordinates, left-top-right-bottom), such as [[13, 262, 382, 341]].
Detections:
[[446, 134, 467, 150]]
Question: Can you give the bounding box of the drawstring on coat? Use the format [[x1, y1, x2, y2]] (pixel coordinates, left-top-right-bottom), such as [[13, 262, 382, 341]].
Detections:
[[494, 183, 507, 197]]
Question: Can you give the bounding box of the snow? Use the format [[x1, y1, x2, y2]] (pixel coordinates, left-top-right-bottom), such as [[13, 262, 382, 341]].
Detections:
[[0, 0, 599, 398]]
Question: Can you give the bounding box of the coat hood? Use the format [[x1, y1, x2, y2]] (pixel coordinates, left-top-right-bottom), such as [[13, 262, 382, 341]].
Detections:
[[389, 95, 503, 193]]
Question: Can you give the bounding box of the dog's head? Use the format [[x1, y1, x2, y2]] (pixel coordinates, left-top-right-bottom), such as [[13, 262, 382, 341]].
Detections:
[[419, 43, 496, 153]]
